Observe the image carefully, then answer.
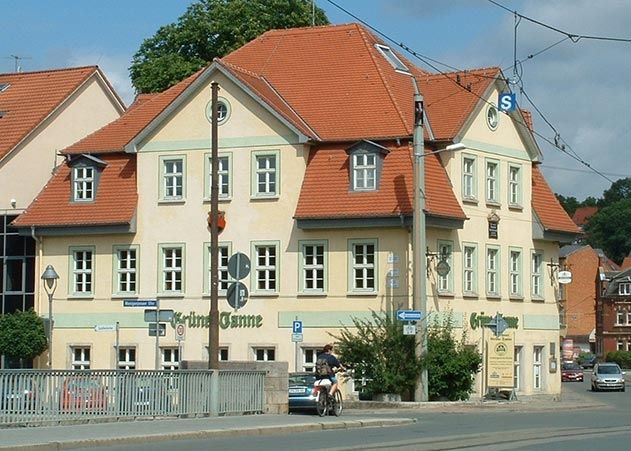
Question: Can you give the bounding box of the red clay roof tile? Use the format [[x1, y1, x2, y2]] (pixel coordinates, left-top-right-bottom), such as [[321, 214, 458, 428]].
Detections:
[[12, 153, 137, 227], [532, 165, 579, 234]]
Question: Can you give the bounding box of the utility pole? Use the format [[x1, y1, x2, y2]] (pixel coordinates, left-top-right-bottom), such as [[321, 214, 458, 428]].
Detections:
[[209, 82, 220, 370], [412, 86, 429, 402]]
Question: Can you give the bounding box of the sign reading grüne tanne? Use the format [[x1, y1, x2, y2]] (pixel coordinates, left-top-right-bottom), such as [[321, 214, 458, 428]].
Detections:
[[171, 311, 262, 330]]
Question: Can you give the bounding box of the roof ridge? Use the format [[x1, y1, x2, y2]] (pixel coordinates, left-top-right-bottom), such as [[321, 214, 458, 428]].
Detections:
[[0, 65, 97, 78], [260, 23, 359, 37], [425, 67, 501, 78], [356, 25, 411, 135]]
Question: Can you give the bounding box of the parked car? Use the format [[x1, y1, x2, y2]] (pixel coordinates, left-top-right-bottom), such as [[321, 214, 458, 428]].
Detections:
[[119, 376, 174, 413], [561, 362, 584, 382], [591, 363, 626, 392], [61, 377, 108, 411], [581, 356, 597, 369], [1, 377, 37, 412], [288, 372, 318, 411]]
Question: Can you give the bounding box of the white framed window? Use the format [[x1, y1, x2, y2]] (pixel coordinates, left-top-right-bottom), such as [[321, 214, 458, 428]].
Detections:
[[617, 310, 625, 325], [508, 164, 522, 207], [253, 242, 278, 293], [301, 347, 321, 372], [618, 339, 625, 351], [204, 346, 230, 361], [252, 152, 279, 197], [486, 160, 499, 203], [159, 244, 184, 294], [205, 153, 232, 199], [352, 153, 377, 191], [160, 156, 185, 201], [205, 97, 231, 125], [253, 347, 275, 361], [375, 44, 410, 73], [626, 310, 631, 325], [462, 156, 477, 200], [533, 346, 543, 390], [300, 241, 327, 293], [70, 246, 94, 296], [463, 244, 477, 294], [509, 248, 522, 297], [71, 346, 91, 370], [437, 241, 453, 293], [73, 166, 95, 201], [114, 246, 138, 295], [514, 346, 522, 390], [619, 283, 631, 295], [531, 251, 543, 299], [204, 243, 231, 295], [161, 347, 180, 370], [118, 347, 136, 370], [486, 246, 500, 296], [349, 239, 377, 292]]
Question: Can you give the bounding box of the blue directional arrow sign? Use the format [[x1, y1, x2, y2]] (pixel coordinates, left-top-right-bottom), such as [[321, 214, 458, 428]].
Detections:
[[396, 310, 422, 321]]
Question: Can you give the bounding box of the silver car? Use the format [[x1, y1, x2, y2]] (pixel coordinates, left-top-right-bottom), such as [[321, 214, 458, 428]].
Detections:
[[591, 362, 626, 392]]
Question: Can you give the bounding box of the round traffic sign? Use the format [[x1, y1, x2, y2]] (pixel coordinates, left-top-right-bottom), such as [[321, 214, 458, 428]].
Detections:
[[227, 281, 248, 309], [175, 323, 186, 341], [228, 252, 250, 280]]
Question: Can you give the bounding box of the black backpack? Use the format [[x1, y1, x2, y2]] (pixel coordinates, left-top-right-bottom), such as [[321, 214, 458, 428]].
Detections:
[[315, 357, 331, 377]]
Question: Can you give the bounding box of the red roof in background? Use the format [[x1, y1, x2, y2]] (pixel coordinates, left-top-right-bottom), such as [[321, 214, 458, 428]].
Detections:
[[64, 70, 203, 154], [572, 206, 598, 226], [12, 153, 137, 227], [532, 165, 579, 234], [295, 142, 465, 220], [0, 67, 99, 160]]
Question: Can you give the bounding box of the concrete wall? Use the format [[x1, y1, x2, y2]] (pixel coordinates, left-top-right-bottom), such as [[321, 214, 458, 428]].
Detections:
[[182, 360, 289, 414]]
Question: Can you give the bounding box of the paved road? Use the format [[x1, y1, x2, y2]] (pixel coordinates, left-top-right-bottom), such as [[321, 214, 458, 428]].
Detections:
[[3, 374, 626, 451]]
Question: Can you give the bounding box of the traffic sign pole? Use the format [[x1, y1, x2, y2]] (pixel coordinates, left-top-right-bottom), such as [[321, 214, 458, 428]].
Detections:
[[155, 298, 160, 370]]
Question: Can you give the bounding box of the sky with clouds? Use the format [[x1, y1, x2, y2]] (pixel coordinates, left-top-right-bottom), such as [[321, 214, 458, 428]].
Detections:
[[2, 0, 629, 200]]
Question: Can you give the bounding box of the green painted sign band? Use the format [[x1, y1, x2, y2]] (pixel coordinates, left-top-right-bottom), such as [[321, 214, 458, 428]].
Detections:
[[171, 311, 263, 329]]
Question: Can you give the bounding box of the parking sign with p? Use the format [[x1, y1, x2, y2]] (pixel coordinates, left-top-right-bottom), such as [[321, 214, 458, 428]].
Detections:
[[292, 320, 303, 334]]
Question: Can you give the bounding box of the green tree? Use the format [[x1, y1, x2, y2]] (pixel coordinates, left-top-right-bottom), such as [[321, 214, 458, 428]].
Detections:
[[584, 198, 631, 263], [130, 0, 330, 93], [425, 317, 482, 401], [0, 309, 47, 367], [332, 311, 422, 399], [598, 178, 631, 208], [555, 194, 580, 217]]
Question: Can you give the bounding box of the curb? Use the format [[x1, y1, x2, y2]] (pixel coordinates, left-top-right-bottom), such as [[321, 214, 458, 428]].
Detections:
[[0, 418, 416, 451]]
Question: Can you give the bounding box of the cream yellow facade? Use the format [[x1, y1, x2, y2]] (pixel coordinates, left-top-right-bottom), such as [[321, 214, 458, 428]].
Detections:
[[34, 72, 562, 398]]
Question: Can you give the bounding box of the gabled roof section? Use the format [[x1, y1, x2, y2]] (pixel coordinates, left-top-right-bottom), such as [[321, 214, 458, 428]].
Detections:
[[419, 68, 498, 141], [572, 206, 598, 226], [0, 66, 124, 160], [64, 70, 204, 154], [532, 164, 579, 234], [294, 142, 465, 221], [223, 23, 430, 141], [11, 153, 137, 228]]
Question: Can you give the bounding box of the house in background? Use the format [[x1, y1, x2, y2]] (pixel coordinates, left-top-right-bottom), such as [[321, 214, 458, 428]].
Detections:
[[559, 244, 619, 355], [14, 24, 577, 397], [597, 266, 631, 356], [571, 206, 598, 233], [0, 66, 124, 368]]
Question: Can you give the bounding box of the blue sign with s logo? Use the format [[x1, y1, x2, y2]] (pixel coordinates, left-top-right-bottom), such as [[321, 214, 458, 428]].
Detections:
[[498, 93, 516, 112]]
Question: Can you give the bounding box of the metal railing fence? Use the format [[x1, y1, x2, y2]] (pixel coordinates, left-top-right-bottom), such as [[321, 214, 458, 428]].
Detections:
[[0, 369, 265, 426]]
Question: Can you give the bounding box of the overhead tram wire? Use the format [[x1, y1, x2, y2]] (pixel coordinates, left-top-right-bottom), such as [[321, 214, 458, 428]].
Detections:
[[487, 0, 631, 43], [324, 0, 615, 184]]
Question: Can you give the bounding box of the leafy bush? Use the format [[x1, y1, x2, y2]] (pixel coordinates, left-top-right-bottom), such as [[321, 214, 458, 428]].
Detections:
[[577, 352, 595, 365], [332, 311, 422, 399], [0, 309, 47, 365], [606, 351, 631, 369], [425, 317, 482, 401]]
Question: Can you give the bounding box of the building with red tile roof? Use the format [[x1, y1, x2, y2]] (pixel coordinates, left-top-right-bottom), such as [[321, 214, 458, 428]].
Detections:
[[0, 66, 124, 345], [13, 24, 576, 398]]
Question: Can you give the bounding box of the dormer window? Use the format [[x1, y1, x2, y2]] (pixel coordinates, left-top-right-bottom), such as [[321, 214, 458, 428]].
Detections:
[[375, 44, 410, 74], [69, 154, 106, 203], [619, 282, 631, 295], [346, 140, 389, 192]]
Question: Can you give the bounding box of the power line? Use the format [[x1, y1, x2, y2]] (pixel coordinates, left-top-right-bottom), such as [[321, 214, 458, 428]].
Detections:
[[541, 164, 628, 179], [324, 0, 615, 185], [487, 0, 631, 43]]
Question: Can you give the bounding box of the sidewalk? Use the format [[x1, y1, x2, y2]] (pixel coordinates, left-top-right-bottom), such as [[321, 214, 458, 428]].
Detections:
[[0, 390, 606, 451]]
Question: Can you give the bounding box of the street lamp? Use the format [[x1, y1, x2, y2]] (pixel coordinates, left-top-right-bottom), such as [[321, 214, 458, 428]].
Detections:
[[41, 264, 59, 369]]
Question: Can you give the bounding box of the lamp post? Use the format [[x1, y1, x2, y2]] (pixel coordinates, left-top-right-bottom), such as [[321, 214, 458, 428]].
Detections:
[[41, 264, 59, 369]]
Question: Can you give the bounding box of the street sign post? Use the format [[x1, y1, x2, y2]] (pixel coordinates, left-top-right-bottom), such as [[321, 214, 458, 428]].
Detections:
[[143, 309, 174, 323], [148, 323, 166, 337], [486, 312, 509, 337], [403, 324, 416, 335], [123, 299, 157, 308], [175, 323, 186, 341], [226, 281, 248, 310], [293, 320, 303, 334], [291, 333, 303, 342], [228, 252, 251, 280], [94, 324, 116, 332], [396, 310, 423, 321]]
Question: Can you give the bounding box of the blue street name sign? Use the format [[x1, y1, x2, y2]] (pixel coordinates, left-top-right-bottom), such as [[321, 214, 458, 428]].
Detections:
[[123, 299, 157, 308], [293, 320, 303, 334], [396, 310, 422, 321]]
